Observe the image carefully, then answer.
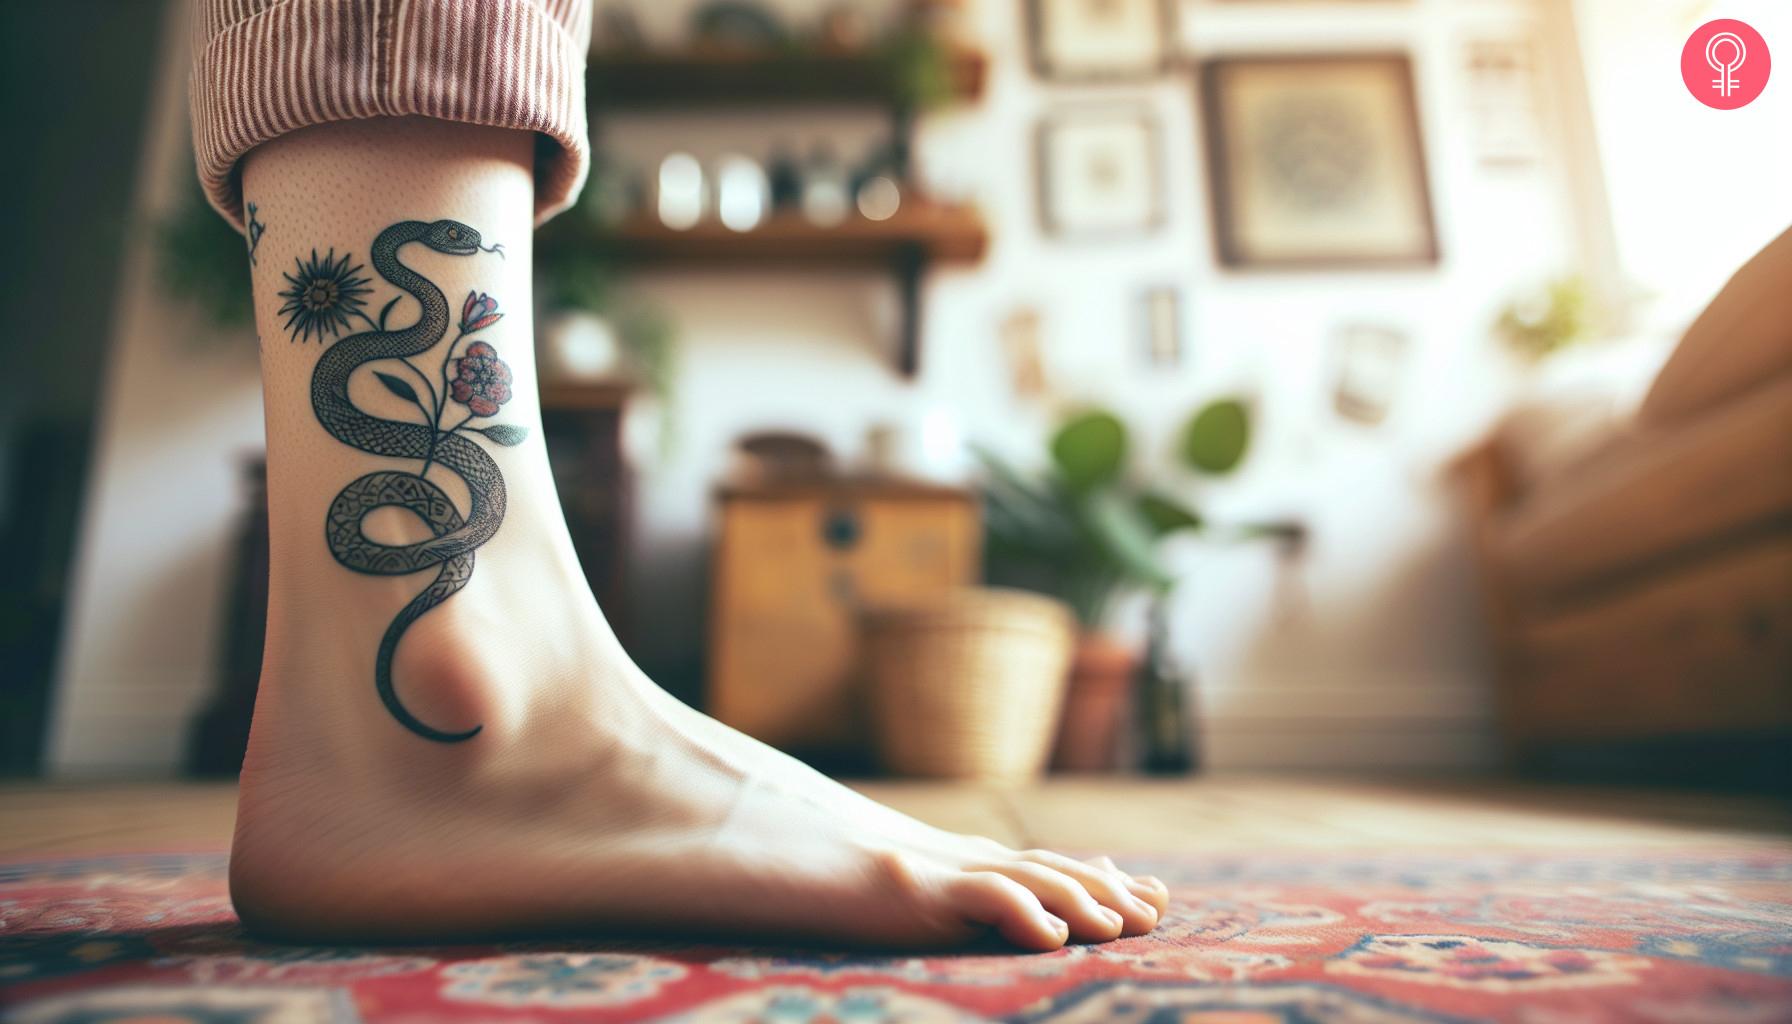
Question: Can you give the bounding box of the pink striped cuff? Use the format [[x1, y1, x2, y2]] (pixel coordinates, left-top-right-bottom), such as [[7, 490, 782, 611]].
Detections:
[[190, 0, 592, 232]]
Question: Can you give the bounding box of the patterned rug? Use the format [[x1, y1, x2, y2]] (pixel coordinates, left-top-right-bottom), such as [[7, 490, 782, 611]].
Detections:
[[3, 850, 1790, 1023]]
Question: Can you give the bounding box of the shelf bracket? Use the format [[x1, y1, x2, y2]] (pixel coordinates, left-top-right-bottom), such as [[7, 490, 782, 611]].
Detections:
[[890, 104, 914, 180], [894, 243, 924, 378]]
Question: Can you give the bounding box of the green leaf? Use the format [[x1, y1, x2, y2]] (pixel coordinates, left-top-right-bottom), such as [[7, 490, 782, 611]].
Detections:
[[154, 179, 253, 331], [1180, 398, 1250, 475], [974, 447, 1078, 554], [1137, 492, 1203, 536], [1050, 410, 1127, 491], [1078, 490, 1174, 590], [478, 424, 530, 446], [377, 296, 402, 331], [374, 371, 419, 404], [976, 448, 1067, 519]]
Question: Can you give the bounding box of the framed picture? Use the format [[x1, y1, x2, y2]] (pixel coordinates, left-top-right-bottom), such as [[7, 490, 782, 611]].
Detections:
[[999, 307, 1049, 399], [1037, 107, 1165, 238], [1139, 286, 1182, 369], [1331, 322, 1408, 425], [1027, 0, 1174, 81], [1201, 54, 1439, 268], [1464, 38, 1542, 168]]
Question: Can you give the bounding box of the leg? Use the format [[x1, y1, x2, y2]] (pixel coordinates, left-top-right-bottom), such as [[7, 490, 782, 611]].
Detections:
[[231, 116, 1167, 950]]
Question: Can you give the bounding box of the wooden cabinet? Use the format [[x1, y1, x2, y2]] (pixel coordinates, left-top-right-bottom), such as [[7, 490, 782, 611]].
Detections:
[[707, 481, 979, 755]]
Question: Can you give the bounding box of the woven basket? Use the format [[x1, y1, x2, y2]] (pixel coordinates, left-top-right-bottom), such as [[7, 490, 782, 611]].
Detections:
[[861, 588, 1076, 783]]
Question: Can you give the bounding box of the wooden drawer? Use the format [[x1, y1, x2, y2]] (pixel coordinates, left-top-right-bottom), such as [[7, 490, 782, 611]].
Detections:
[[707, 485, 979, 751]]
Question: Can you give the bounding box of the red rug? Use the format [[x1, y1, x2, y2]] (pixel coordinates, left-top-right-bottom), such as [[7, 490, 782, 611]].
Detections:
[[3, 850, 1790, 1022]]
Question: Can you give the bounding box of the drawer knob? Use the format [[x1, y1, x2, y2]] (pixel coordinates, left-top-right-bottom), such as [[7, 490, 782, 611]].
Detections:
[[822, 508, 861, 550]]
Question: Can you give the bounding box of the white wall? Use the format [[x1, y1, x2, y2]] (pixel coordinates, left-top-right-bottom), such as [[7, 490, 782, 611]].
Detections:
[[1571, 0, 1792, 327], [610, 0, 1597, 770]]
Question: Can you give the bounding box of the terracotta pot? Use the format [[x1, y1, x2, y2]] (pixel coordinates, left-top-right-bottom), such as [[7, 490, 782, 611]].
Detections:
[[1049, 632, 1138, 773]]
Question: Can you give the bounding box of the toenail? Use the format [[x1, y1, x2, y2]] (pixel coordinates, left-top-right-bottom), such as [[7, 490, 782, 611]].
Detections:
[[1100, 907, 1123, 929], [1047, 915, 1069, 937], [1129, 895, 1155, 917]]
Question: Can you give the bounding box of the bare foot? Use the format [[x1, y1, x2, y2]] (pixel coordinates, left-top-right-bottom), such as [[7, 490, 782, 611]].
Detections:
[[230, 115, 1165, 953], [231, 536, 1167, 951]]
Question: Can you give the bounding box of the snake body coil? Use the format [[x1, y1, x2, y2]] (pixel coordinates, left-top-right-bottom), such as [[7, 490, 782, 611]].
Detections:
[[311, 219, 504, 742]]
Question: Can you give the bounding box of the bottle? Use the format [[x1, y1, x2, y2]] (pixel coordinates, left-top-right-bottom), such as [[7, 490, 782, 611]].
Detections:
[[1137, 597, 1197, 775], [802, 143, 850, 227], [767, 144, 803, 211]]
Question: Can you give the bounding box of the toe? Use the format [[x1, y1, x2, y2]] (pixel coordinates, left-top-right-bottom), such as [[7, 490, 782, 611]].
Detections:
[[1133, 874, 1171, 915], [978, 862, 1124, 943], [945, 871, 1070, 952], [1091, 856, 1171, 918], [1020, 849, 1159, 935]]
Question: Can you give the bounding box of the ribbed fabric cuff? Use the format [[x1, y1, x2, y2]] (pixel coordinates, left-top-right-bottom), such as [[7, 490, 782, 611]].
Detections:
[[190, 0, 591, 232]]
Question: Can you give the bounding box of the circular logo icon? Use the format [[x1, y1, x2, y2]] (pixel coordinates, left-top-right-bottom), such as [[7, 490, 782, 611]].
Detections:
[[1682, 19, 1770, 109]]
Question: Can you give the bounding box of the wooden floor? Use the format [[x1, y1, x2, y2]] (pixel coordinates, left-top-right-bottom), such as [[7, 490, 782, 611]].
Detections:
[[3, 777, 1788, 860]]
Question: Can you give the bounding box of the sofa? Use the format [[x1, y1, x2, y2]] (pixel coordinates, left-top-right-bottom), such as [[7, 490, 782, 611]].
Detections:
[[1455, 225, 1792, 787]]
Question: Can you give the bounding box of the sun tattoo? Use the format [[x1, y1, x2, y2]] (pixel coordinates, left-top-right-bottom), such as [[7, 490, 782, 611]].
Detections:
[[306, 219, 519, 742], [277, 247, 372, 342]]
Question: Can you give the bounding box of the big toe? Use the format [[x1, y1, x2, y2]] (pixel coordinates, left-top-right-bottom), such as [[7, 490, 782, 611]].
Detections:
[[944, 871, 1071, 951]]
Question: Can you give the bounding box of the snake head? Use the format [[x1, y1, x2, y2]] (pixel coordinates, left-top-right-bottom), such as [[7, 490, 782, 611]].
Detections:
[[425, 219, 486, 256]]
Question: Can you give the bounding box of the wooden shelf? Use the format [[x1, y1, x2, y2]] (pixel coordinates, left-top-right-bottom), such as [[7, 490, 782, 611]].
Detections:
[[572, 44, 991, 378], [573, 204, 987, 268], [539, 381, 633, 412], [539, 204, 986, 377], [588, 46, 987, 108]]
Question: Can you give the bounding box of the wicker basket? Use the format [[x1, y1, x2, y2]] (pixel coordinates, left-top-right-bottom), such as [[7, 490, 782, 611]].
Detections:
[[861, 588, 1076, 783]]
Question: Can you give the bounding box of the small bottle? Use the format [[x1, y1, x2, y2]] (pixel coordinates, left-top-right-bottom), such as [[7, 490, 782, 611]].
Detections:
[[1137, 597, 1197, 775], [767, 144, 803, 211], [802, 143, 850, 227]]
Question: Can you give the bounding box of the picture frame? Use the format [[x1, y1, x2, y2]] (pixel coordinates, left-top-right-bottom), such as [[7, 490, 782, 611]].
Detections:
[[1464, 38, 1542, 168], [1037, 106, 1165, 239], [1027, 0, 1175, 81], [1200, 54, 1440, 268], [1139, 286, 1183, 369], [999, 307, 1049, 399], [1330, 321, 1409, 425]]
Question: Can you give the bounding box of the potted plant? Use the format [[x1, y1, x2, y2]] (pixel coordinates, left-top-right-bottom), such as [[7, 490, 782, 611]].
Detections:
[[155, 178, 255, 333], [978, 398, 1296, 771], [1495, 275, 1592, 362]]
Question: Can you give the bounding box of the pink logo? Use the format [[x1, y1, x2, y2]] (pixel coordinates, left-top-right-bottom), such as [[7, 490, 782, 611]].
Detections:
[[1681, 19, 1770, 109]]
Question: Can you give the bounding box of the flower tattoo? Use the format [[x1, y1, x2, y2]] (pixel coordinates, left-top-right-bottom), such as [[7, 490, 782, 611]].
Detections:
[[461, 291, 503, 334], [393, 291, 526, 480], [276, 248, 372, 342], [451, 342, 514, 417]]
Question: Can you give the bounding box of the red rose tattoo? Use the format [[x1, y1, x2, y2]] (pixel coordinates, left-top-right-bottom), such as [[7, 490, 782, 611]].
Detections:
[[451, 341, 514, 417]]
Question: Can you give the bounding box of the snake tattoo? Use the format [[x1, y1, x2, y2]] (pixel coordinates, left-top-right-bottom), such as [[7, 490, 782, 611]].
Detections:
[[288, 218, 522, 742]]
